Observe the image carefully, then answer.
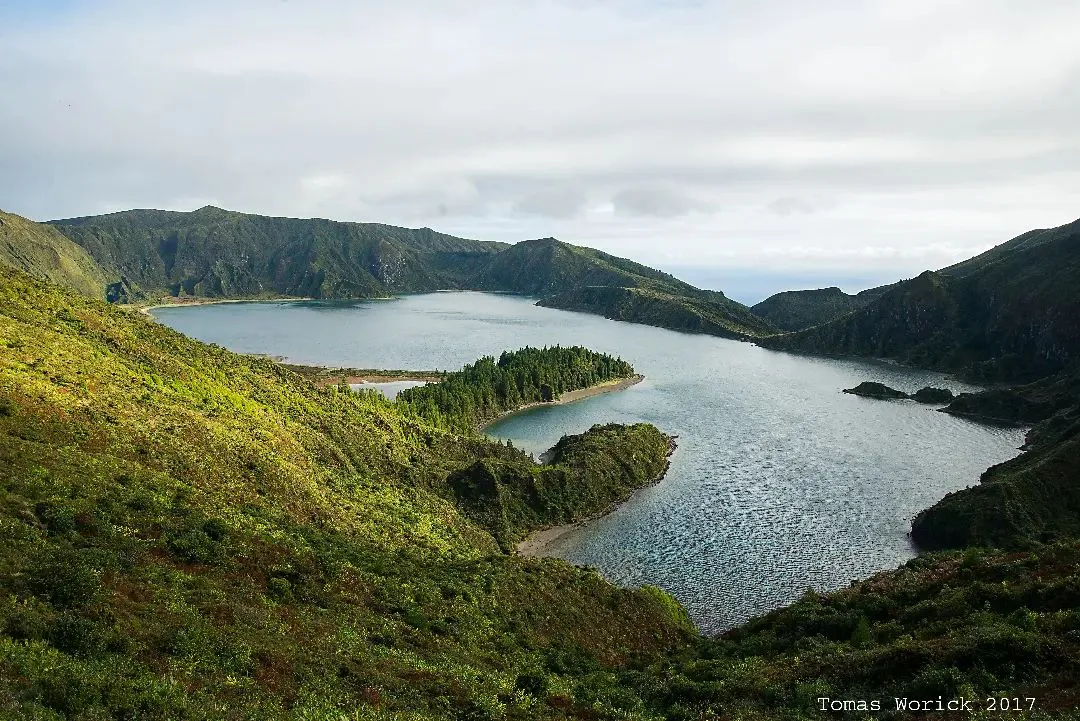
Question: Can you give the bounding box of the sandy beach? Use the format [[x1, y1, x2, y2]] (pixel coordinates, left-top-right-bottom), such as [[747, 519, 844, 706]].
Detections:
[[517, 432, 677, 557], [516, 522, 587, 556], [136, 296, 320, 317], [481, 374, 644, 430]]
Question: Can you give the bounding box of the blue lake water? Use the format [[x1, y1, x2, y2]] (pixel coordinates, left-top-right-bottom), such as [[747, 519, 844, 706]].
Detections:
[[152, 293, 1025, 632]]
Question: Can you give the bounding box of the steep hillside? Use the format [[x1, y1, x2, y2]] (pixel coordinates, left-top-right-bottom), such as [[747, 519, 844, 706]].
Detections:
[[642, 541, 1080, 719], [0, 211, 116, 300], [940, 218, 1080, 279], [539, 285, 776, 340], [911, 370, 1080, 551], [758, 220, 1080, 382], [0, 266, 692, 719], [49, 206, 507, 300], [467, 237, 699, 298], [751, 285, 890, 332], [42, 207, 778, 340]]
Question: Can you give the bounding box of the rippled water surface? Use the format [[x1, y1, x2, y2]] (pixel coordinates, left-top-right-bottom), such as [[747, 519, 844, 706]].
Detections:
[[153, 293, 1025, 632]]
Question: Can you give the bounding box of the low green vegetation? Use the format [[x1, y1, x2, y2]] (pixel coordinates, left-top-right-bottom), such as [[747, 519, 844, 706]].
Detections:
[[912, 372, 1080, 551], [912, 386, 954, 404], [398, 346, 635, 432], [635, 542, 1080, 720], [35, 206, 776, 341], [4, 206, 1080, 717], [450, 423, 675, 550], [279, 363, 446, 387], [842, 381, 908, 400], [49, 206, 508, 301], [942, 371, 1080, 425], [842, 382, 954, 404], [0, 211, 117, 300], [538, 285, 776, 340], [0, 266, 690, 719]]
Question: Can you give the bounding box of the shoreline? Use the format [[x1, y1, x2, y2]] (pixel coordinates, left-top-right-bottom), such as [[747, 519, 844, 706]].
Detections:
[[137, 296, 318, 316], [278, 363, 446, 388], [517, 434, 677, 557], [481, 374, 645, 430], [136, 294, 405, 317]]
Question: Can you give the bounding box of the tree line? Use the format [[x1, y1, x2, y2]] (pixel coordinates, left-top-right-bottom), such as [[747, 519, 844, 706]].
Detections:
[[398, 346, 634, 431]]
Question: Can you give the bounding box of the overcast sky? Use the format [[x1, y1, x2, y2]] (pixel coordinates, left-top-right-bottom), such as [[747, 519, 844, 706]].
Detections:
[[1, 0, 1078, 298]]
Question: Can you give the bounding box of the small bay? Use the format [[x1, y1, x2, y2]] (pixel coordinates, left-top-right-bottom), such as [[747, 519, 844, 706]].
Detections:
[[152, 292, 1025, 632]]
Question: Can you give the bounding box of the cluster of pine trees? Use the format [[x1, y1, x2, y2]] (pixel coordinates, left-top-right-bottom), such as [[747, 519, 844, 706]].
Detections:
[[398, 345, 634, 431]]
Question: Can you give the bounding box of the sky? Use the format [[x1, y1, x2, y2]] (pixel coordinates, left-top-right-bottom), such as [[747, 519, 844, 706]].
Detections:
[[1, 0, 1078, 301]]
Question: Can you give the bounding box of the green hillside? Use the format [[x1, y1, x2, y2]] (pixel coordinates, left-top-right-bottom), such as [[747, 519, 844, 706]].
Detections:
[[7, 265, 1080, 719], [4, 243, 1080, 716], [32, 207, 775, 340], [467, 237, 698, 298], [911, 369, 1080, 551], [940, 218, 1080, 279], [539, 285, 776, 340], [0, 212, 116, 300], [0, 265, 692, 719], [758, 219, 1080, 382], [751, 285, 890, 332], [49, 206, 507, 301]]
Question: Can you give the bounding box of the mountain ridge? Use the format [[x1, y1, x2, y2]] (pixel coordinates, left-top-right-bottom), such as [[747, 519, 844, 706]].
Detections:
[[18, 205, 776, 340], [757, 216, 1080, 382]]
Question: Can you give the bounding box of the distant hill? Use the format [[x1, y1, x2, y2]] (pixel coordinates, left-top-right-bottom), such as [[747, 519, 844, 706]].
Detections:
[[938, 218, 1080, 278], [750, 285, 890, 332], [49, 206, 508, 300], [0, 211, 118, 299], [29, 205, 773, 339], [751, 220, 1080, 334], [758, 217, 1080, 382], [468, 237, 701, 297], [540, 285, 776, 340]]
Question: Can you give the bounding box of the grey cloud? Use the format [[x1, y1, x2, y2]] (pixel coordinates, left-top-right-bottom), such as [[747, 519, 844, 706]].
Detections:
[[768, 197, 818, 216], [612, 185, 715, 218], [512, 187, 588, 219]]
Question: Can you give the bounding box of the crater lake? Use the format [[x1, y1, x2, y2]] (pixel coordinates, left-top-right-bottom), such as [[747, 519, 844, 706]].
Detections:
[[152, 292, 1025, 632]]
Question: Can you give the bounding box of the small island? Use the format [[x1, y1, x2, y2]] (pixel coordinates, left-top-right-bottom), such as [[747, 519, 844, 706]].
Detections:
[[843, 382, 955, 404], [842, 381, 908, 399]]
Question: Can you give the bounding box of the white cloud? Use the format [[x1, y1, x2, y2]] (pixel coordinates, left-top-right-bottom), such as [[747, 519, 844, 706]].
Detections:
[[1, 0, 1078, 281]]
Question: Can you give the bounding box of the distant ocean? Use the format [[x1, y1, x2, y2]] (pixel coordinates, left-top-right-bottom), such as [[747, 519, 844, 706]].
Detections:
[[660, 266, 905, 306]]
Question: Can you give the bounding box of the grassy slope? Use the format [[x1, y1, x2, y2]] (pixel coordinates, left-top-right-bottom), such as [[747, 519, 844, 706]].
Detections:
[[638, 543, 1080, 720], [0, 211, 113, 300], [911, 374, 1080, 551], [0, 266, 692, 720], [3, 251, 1080, 717]]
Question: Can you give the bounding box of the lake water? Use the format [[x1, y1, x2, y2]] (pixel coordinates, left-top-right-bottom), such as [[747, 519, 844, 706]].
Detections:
[[152, 293, 1025, 633]]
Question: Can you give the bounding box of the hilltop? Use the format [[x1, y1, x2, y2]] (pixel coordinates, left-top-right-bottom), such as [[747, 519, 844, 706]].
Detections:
[[751, 285, 890, 332]]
